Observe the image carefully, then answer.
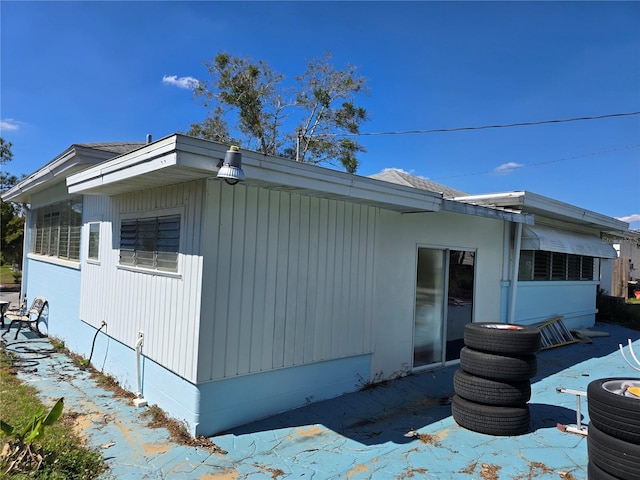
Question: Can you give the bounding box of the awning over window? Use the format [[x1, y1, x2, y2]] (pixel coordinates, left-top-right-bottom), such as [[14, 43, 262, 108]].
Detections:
[[521, 225, 617, 259]]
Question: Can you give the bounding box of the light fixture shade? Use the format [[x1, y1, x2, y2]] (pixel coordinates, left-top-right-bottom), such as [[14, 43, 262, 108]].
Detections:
[[217, 146, 245, 185]]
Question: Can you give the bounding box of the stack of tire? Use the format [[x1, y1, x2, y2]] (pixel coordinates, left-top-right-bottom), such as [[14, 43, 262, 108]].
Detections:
[[452, 322, 541, 436], [587, 378, 640, 480]]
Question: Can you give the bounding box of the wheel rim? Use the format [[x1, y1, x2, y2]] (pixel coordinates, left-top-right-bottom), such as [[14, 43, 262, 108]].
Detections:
[[480, 324, 524, 331], [602, 379, 640, 398]]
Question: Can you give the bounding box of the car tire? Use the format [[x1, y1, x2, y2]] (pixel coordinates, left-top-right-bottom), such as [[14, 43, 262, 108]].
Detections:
[[588, 460, 622, 480], [453, 369, 531, 406], [588, 377, 640, 444], [463, 322, 541, 355], [451, 394, 530, 436], [588, 422, 640, 480], [460, 347, 537, 382]]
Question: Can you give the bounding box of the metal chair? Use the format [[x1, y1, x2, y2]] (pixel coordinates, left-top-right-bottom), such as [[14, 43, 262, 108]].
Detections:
[[2, 297, 48, 340]]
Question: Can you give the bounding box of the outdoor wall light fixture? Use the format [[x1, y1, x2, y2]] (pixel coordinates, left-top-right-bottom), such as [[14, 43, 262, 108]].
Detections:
[[217, 146, 245, 185]]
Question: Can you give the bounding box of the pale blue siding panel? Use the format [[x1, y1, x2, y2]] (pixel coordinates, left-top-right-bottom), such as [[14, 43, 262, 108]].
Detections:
[[24, 258, 81, 342], [198, 183, 377, 382], [80, 181, 205, 382], [515, 281, 598, 329], [196, 354, 372, 436]]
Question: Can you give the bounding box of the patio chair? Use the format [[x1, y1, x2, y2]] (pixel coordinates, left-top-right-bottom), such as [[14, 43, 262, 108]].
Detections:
[[2, 296, 48, 340]]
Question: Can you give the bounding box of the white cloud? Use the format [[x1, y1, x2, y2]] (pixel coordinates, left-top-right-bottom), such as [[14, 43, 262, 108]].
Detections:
[[494, 162, 524, 174], [0, 119, 21, 131], [617, 214, 640, 223], [162, 75, 199, 89]]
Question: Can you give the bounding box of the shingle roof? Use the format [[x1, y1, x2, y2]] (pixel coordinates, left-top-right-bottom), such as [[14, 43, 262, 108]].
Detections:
[[369, 169, 468, 199], [75, 142, 145, 155]]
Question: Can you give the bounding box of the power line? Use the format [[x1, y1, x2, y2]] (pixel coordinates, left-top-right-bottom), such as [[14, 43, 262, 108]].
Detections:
[[432, 144, 640, 180], [331, 111, 640, 137]]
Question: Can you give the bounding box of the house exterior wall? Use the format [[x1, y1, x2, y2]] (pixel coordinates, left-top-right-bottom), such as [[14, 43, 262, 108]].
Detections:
[[197, 179, 377, 382], [23, 183, 83, 342], [193, 179, 377, 433], [372, 210, 507, 378], [514, 281, 598, 329], [79, 180, 206, 382]]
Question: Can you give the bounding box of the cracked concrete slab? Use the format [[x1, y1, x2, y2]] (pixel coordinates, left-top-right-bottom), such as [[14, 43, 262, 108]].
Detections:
[[1, 321, 639, 479]]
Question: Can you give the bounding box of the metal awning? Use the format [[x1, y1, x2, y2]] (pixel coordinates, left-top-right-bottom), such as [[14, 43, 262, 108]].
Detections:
[[521, 224, 617, 258]]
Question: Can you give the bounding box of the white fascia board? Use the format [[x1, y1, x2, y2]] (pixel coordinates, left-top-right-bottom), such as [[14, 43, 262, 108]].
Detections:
[[2, 145, 121, 202], [241, 153, 442, 212], [441, 199, 534, 224], [67, 136, 179, 189], [69, 153, 179, 193], [68, 134, 443, 212], [455, 191, 628, 232]]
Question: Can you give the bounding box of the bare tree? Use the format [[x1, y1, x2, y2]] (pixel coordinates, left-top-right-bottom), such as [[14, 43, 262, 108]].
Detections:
[[188, 52, 368, 173]]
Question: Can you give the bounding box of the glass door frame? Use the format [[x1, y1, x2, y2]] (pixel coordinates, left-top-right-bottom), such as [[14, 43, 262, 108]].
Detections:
[[413, 245, 477, 372]]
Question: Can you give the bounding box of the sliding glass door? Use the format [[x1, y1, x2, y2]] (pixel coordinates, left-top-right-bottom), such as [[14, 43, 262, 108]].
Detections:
[[414, 248, 475, 369]]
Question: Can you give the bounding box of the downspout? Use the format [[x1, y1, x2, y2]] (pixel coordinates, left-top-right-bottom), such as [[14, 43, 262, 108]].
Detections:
[[19, 203, 30, 305], [134, 332, 148, 407], [508, 222, 523, 324]]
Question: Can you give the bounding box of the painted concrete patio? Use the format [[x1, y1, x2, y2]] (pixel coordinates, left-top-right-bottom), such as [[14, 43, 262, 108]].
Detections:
[[1, 314, 639, 479]]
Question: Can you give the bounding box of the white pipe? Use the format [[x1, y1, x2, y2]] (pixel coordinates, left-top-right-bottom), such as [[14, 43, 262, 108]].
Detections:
[[619, 340, 640, 372], [20, 204, 31, 306], [135, 333, 144, 398], [508, 222, 523, 324]]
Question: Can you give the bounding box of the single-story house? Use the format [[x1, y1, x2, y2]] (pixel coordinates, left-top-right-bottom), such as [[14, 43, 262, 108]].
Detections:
[[2, 134, 628, 436]]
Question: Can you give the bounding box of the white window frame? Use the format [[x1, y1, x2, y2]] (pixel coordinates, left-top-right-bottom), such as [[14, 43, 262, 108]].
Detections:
[[87, 222, 101, 264], [117, 207, 183, 278], [29, 197, 83, 267]]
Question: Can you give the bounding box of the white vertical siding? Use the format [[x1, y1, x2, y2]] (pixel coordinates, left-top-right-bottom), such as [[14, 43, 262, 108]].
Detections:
[[80, 180, 205, 382], [198, 180, 378, 382]]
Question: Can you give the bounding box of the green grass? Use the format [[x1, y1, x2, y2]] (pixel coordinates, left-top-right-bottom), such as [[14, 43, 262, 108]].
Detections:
[[0, 349, 106, 479], [0, 264, 18, 285]]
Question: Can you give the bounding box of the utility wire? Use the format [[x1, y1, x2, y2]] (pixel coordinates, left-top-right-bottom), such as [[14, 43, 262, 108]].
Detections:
[[329, 111, 640, 137], [432, 144, 640, 180]]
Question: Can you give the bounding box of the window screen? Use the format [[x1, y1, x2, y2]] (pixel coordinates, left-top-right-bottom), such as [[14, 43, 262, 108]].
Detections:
[[119, 215, 180, 272]]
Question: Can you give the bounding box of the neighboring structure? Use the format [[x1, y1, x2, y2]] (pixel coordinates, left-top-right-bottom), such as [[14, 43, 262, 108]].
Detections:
[[2, 134, 628, 436], [602, 230, 640, 297]]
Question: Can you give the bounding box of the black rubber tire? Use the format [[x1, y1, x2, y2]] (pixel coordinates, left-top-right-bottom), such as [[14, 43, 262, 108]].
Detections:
[[453, 369, 531, 406], [460, 346, 537, 381], [588, 461, 622, 480], [451, 394, 530, 436], [463, 322, 541, 355], [588, 422, 640, 480], [588, 377, 640, 444]]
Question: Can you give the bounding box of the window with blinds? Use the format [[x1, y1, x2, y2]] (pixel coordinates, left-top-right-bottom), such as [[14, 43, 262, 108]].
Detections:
[[518, 250, 595, 281], [30, 197, 83, 261], [119, 215, 180, 272]]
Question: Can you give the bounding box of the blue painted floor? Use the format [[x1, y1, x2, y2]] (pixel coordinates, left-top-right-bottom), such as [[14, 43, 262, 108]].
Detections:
[[2, 322, 639, 479]]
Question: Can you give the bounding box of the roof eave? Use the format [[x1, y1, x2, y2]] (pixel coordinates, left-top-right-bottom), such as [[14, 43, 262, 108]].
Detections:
[[67, 134, 445, 214], [2, 144, 130, 203], [454, 191, 629, 233]]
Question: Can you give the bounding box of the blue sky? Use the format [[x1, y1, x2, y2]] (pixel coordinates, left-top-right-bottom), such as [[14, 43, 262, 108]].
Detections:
[[2, 1, 639, 229]]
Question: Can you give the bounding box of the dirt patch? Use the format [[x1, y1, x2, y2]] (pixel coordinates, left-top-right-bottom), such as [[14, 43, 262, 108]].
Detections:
[[142, 442, 172, 455], [459, 461, 477, 474], [347, 464, 367, 479], [53, 342, 227, 454], [295, 426, 325, 437], [141, 405, 227, 454], [399, 467, 428, 478], [406, 429, 447, 447], [479, 464, 501, 480], [459, 462, 501, 480], [558, 472, 577, 480], [414, 432, 441, 446], [198, 468, 239, 480], [253, 464, 286, 479]]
